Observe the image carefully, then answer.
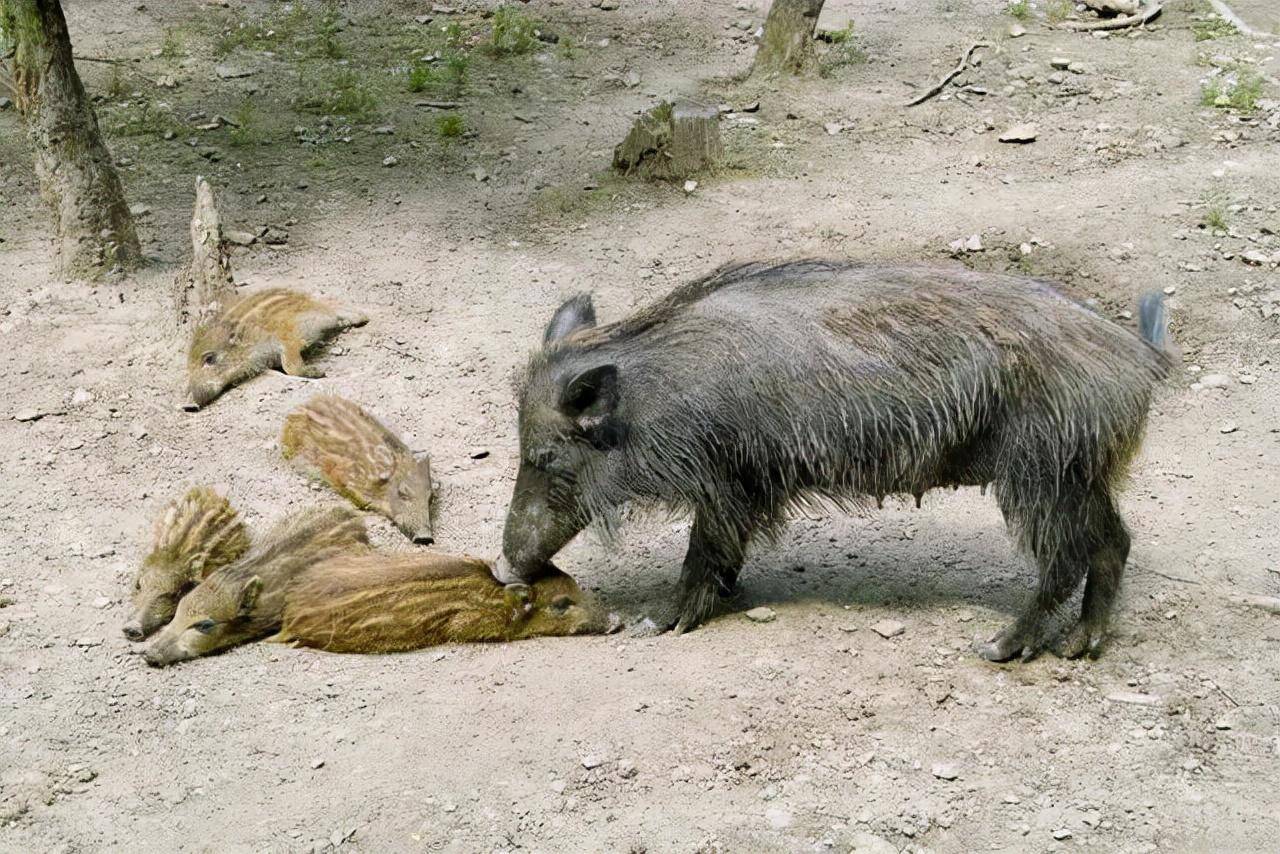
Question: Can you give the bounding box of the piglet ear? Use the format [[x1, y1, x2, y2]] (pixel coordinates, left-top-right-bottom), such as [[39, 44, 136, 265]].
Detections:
[[543, 293, 596, 346], [237, 576, 263, 617]]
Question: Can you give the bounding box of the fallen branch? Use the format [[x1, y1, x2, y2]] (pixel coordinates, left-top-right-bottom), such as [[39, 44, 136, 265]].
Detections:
[[1206, 0, 1277, 37], [1137, 567, 1201, 585], [1060, 2, 1162, 31], [904, 42, 990, 107]]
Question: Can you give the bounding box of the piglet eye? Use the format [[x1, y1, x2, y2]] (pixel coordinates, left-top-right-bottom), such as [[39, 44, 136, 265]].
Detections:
[[550, 595, 573, 613], [190, 619, 216, 634], [201, 351, 218, 366]]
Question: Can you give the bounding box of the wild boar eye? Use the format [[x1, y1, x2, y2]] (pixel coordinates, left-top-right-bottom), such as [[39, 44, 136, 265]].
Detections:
[[189, 619, 216, 634], [550, 595, 573, 613], [201, 351, 218, 366]]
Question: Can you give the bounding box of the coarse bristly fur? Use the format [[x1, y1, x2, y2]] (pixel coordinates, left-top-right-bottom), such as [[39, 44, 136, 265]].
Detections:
[[281, 395, 436, 544], [125, 487, 251, 641], [497, 259, 1173, 662], [143, 505, 368, 667], [276, 552, 606, 654], [185, 288, 367, 409]]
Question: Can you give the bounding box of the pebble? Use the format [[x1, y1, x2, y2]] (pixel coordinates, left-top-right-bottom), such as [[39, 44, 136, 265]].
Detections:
[[1007, 23, 1026, 38], [382, 155, 398, 168], [71, 388, 94, 406], [581, 755, 603, 769], [823, 122, 845, 136], [1219, 422, 1238, 434], [623, 70, 641, 88], [848, 832, 898, 854], [214, 64, 255, 79], [1050, 57, 1072, 70], [14, 408, 44, 422], [91, 596, 111, 609], [765, 807, 793, 829], [372, 126, 394, 135], [469, 448, 489, 460], [129, 203, 151, 218], [998, 123, 1038, 143], [550, 779, 567, 793], [1239, 374, 1256, 385], [225, 229, 256, 246], [1200, 373, 1231, 389], [598, 0, 619, 10], [1053, 829, 1073, 840], [311, 758, 325, 769], [745, 606, 776, 623], [1106, 691, 1162, 706], [683, 179, 698, 194], [871, 619, 905, 639], [931, 763, 960, 781]]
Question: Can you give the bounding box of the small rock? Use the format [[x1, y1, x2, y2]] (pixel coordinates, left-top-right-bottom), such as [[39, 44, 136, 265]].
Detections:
[[871, 619, 905, 639], [999, 123, 1038, 143], [214, 64, 255, 79], [623, 70, 641, 88], [71, 388, 94, 406], [745, 606, 776, 623], [91, 596, 111, 609], [129, 203, 151, 218], [262, 227, 288, 245], [382, 155, 398, 167], [682, 179, 698, 194], [1053, 829, 1073, 841], [848, 831, 898, 854], [224, 229, 256, 247], [311, 758, 325, 769], [1200, 373, 1231, 389], [1219, 422, 1238, 434], [469, 166, 489, 182], [823, 121, 844, 136], [414, 14, 432, 24], [1241, 249, 1270, 266], [550, 779, 567, 793], [1106, 691, 1162, 707], [1007, 23, 1026, 38], [14, 408, 44, 423], [618, 761, 638, 779], [931, 763, 960, 781], [581, 755, 603, 769], [1049, 57, 1071, 70], [765, 807, 793, 829], [598, 0, 620, 9], [1239, 374, 1256, 385], [372, 125, 395, 135], [469, 448, 489, 460]]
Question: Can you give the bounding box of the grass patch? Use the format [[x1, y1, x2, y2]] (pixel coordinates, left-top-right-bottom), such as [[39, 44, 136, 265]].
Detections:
[[485, 5, 538, 56], [406, 53, 468, 97], [1046, 0, 1073, 23], [296, 68, 381, 122], [1193, 15, 1238, 41], [227, 97, 264, 146], [160, 27, 185, 59], [1201, 71, 1264, 113], [212, 1, 346, 60], [1203, 203, 1228, 231], [435, 112, 465, 139], [1007, 0, 1031, 21], [557, 35, 577, 60], [817, 20, 866, 76], [102, 96, 180, 138]]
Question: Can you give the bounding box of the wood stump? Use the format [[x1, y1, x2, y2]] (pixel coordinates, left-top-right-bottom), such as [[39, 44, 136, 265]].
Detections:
[[612, 101, 722, 181], [173, 176, 237, 328], [751, 0, 826, 76]]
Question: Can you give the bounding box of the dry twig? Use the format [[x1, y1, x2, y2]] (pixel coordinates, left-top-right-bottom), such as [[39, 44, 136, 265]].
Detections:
[[905, 42, 990, 107], [1060, 2, 1162, 32]]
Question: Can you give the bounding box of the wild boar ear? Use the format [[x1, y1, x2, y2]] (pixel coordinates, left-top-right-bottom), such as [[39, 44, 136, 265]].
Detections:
[[237, 576, 263, 617], [560, 365, 624, 450], [543, 293, 596, 346]]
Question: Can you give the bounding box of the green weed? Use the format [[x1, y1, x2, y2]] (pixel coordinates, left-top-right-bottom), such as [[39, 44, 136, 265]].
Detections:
[[1202, 71, 1264, 113], [297, 69, 380, 122], [435, 112, 465, 139], [1193, 16, 1238, 41], [1046, 0, 1073, 23], [160, 28, 185, 59], [818, 20, 866, 76], [227, 97, 262, 146], [1007, 0, 1031, 21], [486, 5, 538, 56]]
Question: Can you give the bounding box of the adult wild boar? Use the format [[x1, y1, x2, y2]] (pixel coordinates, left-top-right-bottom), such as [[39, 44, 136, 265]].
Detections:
[[493, 260, 1171, 661]]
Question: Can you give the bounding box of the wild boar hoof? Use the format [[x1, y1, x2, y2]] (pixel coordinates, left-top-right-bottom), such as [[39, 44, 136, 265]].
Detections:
[[1054, 620, 1107, 660], [974, 624, 1043, 663]]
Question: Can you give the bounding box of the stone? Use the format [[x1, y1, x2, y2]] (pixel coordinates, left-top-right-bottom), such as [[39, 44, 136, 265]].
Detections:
[[224, 229, 256, 247], [14, 409, 44, 423], [1219, 422, 1238, 434], [214, 64, 255, 79], [824, 122, 844, 136], [1106, 691, 1162, 706], [871, 619, 905, 639], [71, 388, 94, 406], [598, 0, 619, 8], [1007, 23, 1026, 38], [745, 606, 776, 623], [129, 203, 151, 218], [765, 807, 793, 829], [550, 779, 567, 793], [999, 123, 1038, 143], [849, 832, 898, 854], [623, 70, 641, 88], [581, 755, 603, 769], [1053, 829, 1073, 840], [1050, 57, 1072, 70], [382, 155, 398, 167], [91, 597, 111, 609], [931, 763, 960, 781], [1241, 249, 1270, 266], [311, 758, 325, 769], [683, 179, 698, 194]]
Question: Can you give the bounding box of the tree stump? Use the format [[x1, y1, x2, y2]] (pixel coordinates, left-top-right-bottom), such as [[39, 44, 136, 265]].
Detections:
[[612, 101, 722, 181], [1, 0, 141, 278], [752, 0, 826, 76], [173, 177, 237, 328]]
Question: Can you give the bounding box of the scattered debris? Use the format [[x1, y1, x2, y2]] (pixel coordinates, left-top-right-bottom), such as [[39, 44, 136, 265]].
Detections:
[[905, 42, 990, 107], [745, 606, 777, 623], [1060, 1, 1162, 32], [1106, 691, 1163, 706]]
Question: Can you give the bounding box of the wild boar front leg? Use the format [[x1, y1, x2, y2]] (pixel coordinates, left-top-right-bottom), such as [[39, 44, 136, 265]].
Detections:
[[280, 338, 325, 378], [672, 511, 749, 635]]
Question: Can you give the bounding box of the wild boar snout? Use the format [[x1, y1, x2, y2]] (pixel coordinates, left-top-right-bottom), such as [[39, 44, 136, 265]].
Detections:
[[122, 621, 145, 641]]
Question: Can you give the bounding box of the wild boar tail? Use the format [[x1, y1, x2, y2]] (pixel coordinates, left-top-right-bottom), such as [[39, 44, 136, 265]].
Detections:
[[1137, 291, 1168, 350]]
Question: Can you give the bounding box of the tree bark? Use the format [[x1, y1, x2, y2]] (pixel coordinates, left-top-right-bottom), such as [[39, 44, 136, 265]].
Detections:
[[752, 0, 826, 76], [2, 0, 141, 278], [612, 101, 722, 181], [175, 176, 237, 327]]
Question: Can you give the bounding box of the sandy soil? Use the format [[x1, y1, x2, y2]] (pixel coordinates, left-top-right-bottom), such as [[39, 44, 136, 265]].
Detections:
[[2, 1, 1279, 851]]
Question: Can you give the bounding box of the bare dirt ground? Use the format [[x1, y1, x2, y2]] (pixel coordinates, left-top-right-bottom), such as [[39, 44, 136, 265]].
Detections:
[[2, 0, 1280, 851]]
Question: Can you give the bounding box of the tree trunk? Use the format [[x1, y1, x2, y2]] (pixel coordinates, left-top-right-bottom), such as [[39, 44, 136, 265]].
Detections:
[[613, 101, 722, 181], [2, 0, 141, 278], [752, 0, 826, 76], [175, 176, 237, 327]]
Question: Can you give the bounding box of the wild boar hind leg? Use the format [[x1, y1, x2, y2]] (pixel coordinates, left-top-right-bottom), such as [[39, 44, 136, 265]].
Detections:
[[671, 511, 752, 635], [279, 339, 325, 378]]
